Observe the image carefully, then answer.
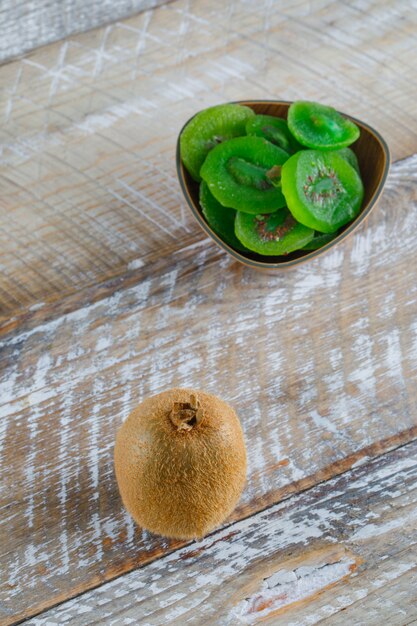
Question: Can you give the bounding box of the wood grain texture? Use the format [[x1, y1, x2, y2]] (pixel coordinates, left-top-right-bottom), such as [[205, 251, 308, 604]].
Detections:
[[1, 153, 417, 623], [0, 0, 170, 63], [1, 0, 417, 318], [25, 439, 417, 625]]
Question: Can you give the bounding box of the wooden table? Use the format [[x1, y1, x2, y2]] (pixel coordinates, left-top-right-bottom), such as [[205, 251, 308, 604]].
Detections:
[[1, 1, 417, 624]]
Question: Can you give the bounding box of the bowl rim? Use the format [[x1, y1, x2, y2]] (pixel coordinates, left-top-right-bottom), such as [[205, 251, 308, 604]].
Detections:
[[176, 99, 391, 270]]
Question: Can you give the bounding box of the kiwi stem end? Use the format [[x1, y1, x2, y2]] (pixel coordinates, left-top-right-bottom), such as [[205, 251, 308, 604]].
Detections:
[[170, 394, 204, 431]]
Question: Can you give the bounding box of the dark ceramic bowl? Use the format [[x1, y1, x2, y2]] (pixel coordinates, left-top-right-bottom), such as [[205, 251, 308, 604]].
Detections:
[[176, 100, 390, 270]]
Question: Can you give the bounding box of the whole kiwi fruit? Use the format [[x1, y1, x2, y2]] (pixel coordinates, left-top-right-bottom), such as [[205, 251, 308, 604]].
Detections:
[[114, 388, 247, 539]]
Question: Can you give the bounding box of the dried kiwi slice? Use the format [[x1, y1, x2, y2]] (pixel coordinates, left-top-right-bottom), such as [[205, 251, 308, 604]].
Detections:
[[288, 101, 360, 150], [235, 208, 314, 255], [180, 104, 255, 181], [200, 182, 248, 252], [246, 114, 302, 154], [200, 136, 289, 214], [281, 150, 364, 233], [302, 231, 338, 250], [335, 147, 360, 174]]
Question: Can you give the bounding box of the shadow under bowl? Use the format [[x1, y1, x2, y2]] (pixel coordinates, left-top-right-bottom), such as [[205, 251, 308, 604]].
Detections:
[[176, 100, 390, 270]]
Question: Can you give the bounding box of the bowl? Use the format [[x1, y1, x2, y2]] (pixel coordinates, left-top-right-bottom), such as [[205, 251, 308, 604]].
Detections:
[[176, 100, 390, 270]]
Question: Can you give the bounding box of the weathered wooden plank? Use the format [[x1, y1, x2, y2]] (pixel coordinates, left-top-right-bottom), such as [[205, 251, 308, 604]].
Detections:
[[1, 154, 417, 623], [0, 0, 170, 64], [1, 0, 417, 318], [25, 439, 417, 625]]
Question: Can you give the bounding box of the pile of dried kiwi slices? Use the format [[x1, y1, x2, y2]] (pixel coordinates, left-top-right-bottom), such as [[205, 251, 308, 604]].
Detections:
[[179, 101, 364, 257]]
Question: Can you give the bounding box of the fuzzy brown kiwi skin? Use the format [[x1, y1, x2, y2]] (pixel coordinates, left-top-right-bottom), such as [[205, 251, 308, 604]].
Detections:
[[114, 388, 247, 540]]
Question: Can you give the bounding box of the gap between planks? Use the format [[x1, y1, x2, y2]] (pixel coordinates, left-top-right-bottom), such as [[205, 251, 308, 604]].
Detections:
[[22, 437, 417, 626], [4, 426, 417, 626], [0, 235, 210, 339], [1, 152, 417, 622], [0, 150, 414, 341], [1, 0, 417, 318]]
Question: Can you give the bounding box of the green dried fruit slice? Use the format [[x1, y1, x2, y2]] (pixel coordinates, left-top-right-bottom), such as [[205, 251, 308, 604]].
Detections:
[[281, 150, 364, 233], [235, 208, 314, 255], [200, 136, 289, 214], [335, 147, 360, 174], [246, 114, 301, 154], [288, 101, 360, 150], [199, 182, 248, 252], [302, 231, 338, 250], [180, 104, 255, 181]]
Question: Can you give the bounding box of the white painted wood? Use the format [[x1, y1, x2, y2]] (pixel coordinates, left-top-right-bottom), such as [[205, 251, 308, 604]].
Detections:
[[26, 440, 417, 625], [1, 0, 417, 623], [0, 0, 169, 63], [1, 155, 417, 624], [1, 0, 417, 318]]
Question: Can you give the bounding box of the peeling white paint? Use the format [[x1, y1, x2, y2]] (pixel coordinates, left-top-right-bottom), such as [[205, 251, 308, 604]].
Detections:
[[0, 4, 417, 619], [127, 258, 145, 271], [26, 445, 417, 625], [350, 506, 417, 541], [230, 556, 355, 624]]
